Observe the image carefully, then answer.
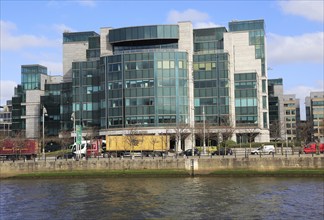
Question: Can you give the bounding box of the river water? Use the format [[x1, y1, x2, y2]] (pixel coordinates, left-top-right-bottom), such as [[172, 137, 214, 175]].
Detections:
[[0, 177, 323, 220]]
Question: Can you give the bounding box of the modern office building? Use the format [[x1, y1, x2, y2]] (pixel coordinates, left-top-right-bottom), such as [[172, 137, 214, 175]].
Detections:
[[11, 64, 63, 139], [62, 19, 270, 151], [305, 92, 324, 142], [268, 78, 285, 140], [9, 19, 270, 150], [282, 94, 300, 142], [0, 101, 12, 137]]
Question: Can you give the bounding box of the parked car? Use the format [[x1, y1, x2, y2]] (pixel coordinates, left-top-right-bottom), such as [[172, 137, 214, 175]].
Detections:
[[45, 142, 62, 152], [251, 145, 275, 155], [212, 148, 233, 155], [181, 148, 200, 156], [303, 143, 324, 154]]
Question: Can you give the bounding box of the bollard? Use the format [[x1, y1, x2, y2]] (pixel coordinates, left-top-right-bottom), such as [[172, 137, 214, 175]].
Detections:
[[191, 159, 195, 177]]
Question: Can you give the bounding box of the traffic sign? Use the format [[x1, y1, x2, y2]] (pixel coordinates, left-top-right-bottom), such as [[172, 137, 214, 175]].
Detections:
[[76, 125, 82, 144]]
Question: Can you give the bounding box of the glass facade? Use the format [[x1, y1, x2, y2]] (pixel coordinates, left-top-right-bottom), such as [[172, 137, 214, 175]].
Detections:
[[87, 36, 101, 60], [193, 27, 226, 53], [72, 60, 101, 128], [21, 65, 47, 90], [193, 28, 230, 125], [63, 31, 99, 43], [11, 92, 23, 132], [41, 83, 61, 136], [229, 20, 266, 76], [193, 53, 230, 125], [268, 78, 283, 122], [8, 19, 272, 143], [101, 51, 188, 128], [60, 82, 73, 131], [234, 73, 258, 126], [109, 25, 179, 43]]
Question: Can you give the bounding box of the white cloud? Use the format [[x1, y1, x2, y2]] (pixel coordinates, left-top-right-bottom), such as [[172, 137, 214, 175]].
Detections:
[[0, 20, 60, 51], [167, 9, 220, 28], [267, 32, 324, 65], [53, 24, 76, 34], [39, 61, 63, 75], [194, 22, 221, 29], [278, 0, 324, 22], [0, 80, 17, 106], [78, 0, 96, 7]]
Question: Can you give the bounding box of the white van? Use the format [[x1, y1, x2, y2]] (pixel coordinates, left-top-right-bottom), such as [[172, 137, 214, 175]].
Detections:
[[251, 145, 275, 155]]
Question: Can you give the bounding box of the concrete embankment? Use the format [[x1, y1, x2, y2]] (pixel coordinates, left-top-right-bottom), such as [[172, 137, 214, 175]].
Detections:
[[1, 155, 323, 178]]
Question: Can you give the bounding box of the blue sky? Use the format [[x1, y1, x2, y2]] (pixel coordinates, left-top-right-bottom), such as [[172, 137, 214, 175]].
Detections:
[[1, 0, 323, 119]]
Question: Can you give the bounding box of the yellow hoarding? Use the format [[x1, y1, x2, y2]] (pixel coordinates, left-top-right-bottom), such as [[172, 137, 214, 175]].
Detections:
[[106, 135, 169, 152]]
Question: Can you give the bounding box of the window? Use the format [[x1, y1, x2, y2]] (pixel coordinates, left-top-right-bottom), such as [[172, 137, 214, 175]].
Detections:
[[262, 96, 267, 109], [262, 80, 266, 93]]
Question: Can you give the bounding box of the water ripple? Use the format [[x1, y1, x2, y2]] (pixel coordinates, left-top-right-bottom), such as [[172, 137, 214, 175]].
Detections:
[[0, 177, 323, 220]]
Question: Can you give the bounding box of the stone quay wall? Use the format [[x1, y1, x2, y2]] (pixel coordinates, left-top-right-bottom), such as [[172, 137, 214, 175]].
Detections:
[[0, 155, 323, 177]]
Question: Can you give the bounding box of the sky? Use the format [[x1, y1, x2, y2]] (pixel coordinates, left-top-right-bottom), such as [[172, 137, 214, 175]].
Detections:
[[0, 0, 323, 119]]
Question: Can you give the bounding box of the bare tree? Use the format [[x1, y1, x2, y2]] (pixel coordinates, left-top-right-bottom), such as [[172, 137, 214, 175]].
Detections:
[[149, 135, 159, 157], [124, 126, 140, 156], [59, 131, 74, 150], [12, 131, 27, 158], [245, 127, 260, 152], [173, 123, 189, 154], [84, 126, 99, 142], [194, 123, 204, 148], [194, 121, 216, 154], [297, 121, 313, 145], [269, 120, 286, 153], [219, 117, 235, 155]]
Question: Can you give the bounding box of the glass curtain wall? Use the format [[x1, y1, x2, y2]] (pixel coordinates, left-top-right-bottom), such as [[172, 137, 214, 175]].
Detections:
[[234, 73, 258, 126], [102, 51, 188, 128], [193, 27, 230, 125], [41, 84, 61, 136], [60, 82, 73, 131], [193, 53, 230, 125], [72, 60, 101, 128]]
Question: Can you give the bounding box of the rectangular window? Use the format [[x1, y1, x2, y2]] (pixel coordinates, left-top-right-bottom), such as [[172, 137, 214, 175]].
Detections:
[[263, 112, 268, 128], [262, 80, 266, 93], [157, 61, 162, 69], [262, 96, 267, 109], [178, 61, 183, 69]]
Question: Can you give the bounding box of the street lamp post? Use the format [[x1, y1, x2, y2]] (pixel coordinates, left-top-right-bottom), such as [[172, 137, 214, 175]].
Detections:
[[71, 112, 77, 159], [203, 105, 206, 155], [191, 107, 195, 157], [71, 112, 76, 143], [42, 106, 47, 159]]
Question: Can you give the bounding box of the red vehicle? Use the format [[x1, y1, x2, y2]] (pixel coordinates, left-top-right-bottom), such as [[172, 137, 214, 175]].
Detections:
[[86, 139, 102, 158], [0, 139, 38, 160], [303, 143, 324, 154]]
